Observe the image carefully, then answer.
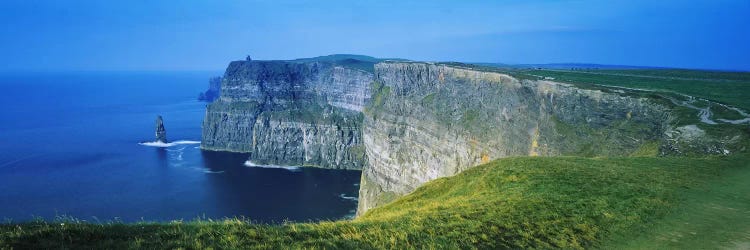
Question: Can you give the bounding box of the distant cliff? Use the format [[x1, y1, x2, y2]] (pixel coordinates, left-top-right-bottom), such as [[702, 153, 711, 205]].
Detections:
[[201, 59, 374, 169], [356, 62, 671, 215], [198, 77, 222, 102]]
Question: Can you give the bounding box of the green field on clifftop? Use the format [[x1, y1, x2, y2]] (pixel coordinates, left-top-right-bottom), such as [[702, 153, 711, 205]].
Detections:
[[516, 68, 750, 111]]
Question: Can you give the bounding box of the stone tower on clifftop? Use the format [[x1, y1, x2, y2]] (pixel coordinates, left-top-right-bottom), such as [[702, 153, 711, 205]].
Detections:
[[155, 115, 167, 143]]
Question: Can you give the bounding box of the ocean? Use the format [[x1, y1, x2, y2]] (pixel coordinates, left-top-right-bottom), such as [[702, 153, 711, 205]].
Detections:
[[0, 71, 361, 223]]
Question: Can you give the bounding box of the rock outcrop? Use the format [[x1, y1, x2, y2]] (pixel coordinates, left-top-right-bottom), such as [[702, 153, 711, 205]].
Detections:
[[198, 77, 222, 102], [200, 60, 373, 169], [155, 115, 167, 143], [356, 62, 671, 215]]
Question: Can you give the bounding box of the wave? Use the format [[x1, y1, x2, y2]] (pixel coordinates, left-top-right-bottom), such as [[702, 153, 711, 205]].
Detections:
[[139, 140, 201, 148], [203, 170, 225, 174], [165, 147, 186, 152], [339, 193, 358, 201], [243, 160, 301, 172]]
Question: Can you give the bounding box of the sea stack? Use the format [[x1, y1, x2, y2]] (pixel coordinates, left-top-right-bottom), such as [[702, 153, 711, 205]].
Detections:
[[155, 115, 167, 143]]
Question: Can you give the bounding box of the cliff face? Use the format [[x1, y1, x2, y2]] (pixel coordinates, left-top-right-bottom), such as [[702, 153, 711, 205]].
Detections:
[[357, 62, 671, 214], [198, 77, 222, 102], [201, 60, 372, 169], [155, 115, 167, 143], [200, 58, 675, 215]]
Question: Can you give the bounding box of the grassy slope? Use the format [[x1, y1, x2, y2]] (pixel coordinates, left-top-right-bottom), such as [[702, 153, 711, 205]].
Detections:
[[2, 155, 748, 249], [610, 157, 750, 249]]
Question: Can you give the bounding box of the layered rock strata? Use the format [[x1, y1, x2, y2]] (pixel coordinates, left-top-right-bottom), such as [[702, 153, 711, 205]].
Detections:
[[200, 58, 674, 215], [356, 62, 671, 215], [201, 60, 373, 169]]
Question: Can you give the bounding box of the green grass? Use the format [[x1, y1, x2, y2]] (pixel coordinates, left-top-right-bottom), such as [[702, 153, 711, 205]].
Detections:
[[365, 81, 391, 115], [289, 54, 381, 72], [2, 155, 748, 249], [629, 141, 660, 157], [519, 69, 750, 111], [608, 156, 750, 249], [589, 69, 750, 82]]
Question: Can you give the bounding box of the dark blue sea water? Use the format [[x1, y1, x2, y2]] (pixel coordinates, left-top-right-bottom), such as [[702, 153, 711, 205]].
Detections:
[[0, 72, 361, 223]]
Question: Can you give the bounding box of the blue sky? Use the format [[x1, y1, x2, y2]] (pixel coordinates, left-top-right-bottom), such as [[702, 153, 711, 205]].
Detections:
[[1, 0, 748, 71]]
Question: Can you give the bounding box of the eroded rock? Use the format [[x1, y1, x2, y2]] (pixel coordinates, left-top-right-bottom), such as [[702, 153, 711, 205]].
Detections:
[[201, 60, 373, 169]]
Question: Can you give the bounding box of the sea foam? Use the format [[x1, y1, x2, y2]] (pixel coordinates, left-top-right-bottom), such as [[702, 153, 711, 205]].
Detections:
[[243, 160, 301, 172], [339, 193, 358, 201], [139, 140, 201, 148]]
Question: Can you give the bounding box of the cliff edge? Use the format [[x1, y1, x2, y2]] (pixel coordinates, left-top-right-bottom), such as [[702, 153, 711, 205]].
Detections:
[[200, 59, 374, 169]]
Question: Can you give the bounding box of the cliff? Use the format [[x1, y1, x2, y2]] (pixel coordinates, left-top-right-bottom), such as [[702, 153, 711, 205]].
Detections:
[[357, 62, 672, 215], [198, 77, 222, 102], [155, 115, 167, 143], [200, 57, 679, 215], [201, 60, 373, 169]]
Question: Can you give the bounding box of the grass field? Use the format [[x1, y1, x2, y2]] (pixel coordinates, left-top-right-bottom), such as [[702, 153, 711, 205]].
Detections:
[[2, 154, 748, 249], [514, 69, 750, 112]]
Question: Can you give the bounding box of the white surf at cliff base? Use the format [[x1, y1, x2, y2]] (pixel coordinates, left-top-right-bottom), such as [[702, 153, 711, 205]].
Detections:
[[138, 140, 201, 147], [244, 160, 301, 172], [339, 193, 358, 201]]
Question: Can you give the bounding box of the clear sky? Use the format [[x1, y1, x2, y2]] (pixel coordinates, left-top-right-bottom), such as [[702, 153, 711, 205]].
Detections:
[[1, 0, 748, 71]]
